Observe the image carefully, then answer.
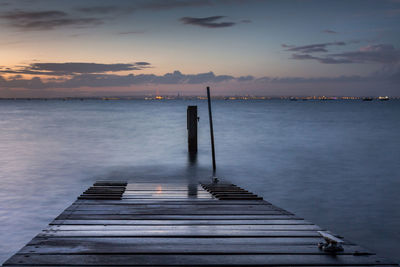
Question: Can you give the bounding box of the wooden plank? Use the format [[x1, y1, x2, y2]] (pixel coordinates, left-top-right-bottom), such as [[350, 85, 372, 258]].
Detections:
[[19, 242, 369, 255], [50, 219, 312, 225], [120, 197, 214, 199], [61, 210, 288, 215], [4, 254, 394, 266], [38, 230, 321, 237], [27, 237, 325, 247], [55, 214, 298, 220], [118, 196, 222, 199], [78, 196, 122, 200], [93, 181, 127, 186], [74, 200, 268, 205], [47, 224, 322, 231], [120, 194, 212, 198], [60, 206, 289, 215], [125, 191, 208, 193], [126, 186, 203, 190], [122, 193, 209, 195], [66, 204, 276, 210], [124, 189, 206, 192], [2, 265, 393, 267]]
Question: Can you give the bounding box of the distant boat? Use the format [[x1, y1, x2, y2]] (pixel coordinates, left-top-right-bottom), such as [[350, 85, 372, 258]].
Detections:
[[290, 97, 298, 101], [362, 97, 373, 101], [378, 96, 389, 101]]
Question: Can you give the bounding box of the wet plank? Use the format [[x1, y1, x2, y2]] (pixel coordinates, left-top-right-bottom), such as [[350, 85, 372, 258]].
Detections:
[[60, 210, 288, 216], [19, 241, 368, 255], [50, 219, 312, 225], [2, 181, 397, 267], [55, 214, 298, 220], [39, 230, 322, 238], [64, 204, 281, 212], [47, 224, 322, 231], [4, 254, 395, 266], [27, 237, 326, 247], [74, 199, 268, 205], [66, 204, 276, 210]]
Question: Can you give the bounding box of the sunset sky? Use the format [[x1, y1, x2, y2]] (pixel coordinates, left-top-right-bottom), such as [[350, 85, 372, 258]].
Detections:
[[0, 0, 399, 97]]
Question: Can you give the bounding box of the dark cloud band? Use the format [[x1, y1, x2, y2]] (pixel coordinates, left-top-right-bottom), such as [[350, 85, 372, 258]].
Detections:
[[291, 44, 400, 64], [180, 16, 236, 28], [0, 70, 236, 89], [285, 42, 346, 53], [0, 10, 102, 30], [0, 62, 152, 76]]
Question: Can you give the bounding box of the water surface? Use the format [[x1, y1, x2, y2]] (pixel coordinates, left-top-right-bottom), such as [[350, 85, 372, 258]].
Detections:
[[0, 99, 399, 263]]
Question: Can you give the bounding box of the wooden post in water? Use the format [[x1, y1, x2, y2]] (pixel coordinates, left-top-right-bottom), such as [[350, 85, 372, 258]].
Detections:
[[187, 105, 198, 153], [207, 86, 217, 176]]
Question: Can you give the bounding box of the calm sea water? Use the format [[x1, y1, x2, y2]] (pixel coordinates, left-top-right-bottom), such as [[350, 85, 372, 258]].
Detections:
[[0, 99, 399, 263]]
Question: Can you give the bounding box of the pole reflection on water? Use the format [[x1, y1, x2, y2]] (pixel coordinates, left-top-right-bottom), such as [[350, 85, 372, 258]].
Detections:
[[187, 152, 198, 198]]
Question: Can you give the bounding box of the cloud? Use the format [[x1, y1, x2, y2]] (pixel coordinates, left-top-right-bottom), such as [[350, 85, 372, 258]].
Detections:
[[291, 53, 353, 64], [0, 70, 236, 89], [180, 16, 236, 28], [291, 44, 400, 64], [75, 0, 211, 16], [285, 39, 400, 65], [291, 54, 316, 60], [76, 0, 259, 14], [1, 10, 67, 20], [1, 1, 254, 31], [331, 44, 400, 64], [75, 6, 134, 15], [0, 62, 152, 76], [322, 29, 338, 34], [0, 76, 46, 90], [1, 69, 398, 91], [0, 10, 102, 30], [135, 62, 151, 66], [286, 42, 346, 53], [371, 63, 400, 82], [257, 75, 366, 83], [138, 0, 212, 10], [1, 66, 400, 92], [30, 63, 143, 74], [237, 75, 254, 81]]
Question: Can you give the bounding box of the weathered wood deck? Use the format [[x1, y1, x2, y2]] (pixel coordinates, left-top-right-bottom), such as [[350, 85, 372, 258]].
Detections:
[[2, 181, 397, 266]]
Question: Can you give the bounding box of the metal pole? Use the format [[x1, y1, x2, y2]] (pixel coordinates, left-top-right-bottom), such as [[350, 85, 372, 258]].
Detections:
[[207, 86, 217, 176]]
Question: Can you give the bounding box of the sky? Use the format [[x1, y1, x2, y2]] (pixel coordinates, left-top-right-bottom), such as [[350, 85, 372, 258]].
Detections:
[[0, 0, 399, 97]]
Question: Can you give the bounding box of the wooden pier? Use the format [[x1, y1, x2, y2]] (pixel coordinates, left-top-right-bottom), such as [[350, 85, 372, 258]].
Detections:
[[2, 181, 397, 266]]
